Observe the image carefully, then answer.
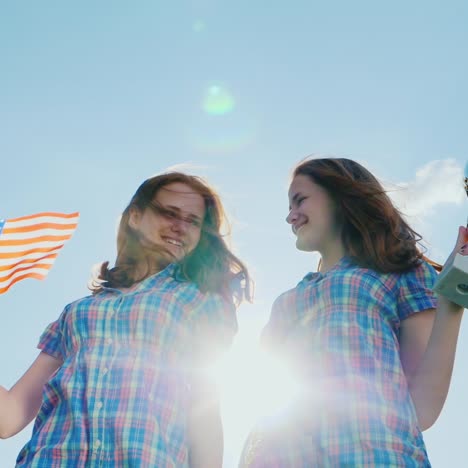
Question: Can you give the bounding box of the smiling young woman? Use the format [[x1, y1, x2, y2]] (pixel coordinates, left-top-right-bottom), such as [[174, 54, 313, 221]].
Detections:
[[240, 157, 466, 468], [0, 171, 252, 468]]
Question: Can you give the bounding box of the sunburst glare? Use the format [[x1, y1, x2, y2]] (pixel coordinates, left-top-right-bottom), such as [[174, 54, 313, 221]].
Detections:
[[208, 331, 302, 453]]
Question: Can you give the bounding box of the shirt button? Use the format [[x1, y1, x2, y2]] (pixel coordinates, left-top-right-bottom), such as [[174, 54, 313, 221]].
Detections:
[[96, 401, 103, 409], [94, 439, 101, 449], [106, 338, 113, 345], [102, 367, 109, 375]]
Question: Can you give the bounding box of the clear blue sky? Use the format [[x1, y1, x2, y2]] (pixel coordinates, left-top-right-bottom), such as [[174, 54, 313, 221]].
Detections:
[[1, 1, 467, 466]]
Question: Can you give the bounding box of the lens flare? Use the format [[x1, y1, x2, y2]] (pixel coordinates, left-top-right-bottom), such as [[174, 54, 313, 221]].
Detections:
[[192, 20, 206, 33], [202, 85, 235, 115], [206, 335, 303, 454]]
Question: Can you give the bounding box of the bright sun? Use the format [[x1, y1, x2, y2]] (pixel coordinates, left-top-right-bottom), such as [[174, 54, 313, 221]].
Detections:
[[209, 330, 302, 455]]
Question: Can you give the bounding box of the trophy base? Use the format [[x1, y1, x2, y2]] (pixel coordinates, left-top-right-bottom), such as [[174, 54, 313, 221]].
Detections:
[[433, 253, 468, 308]]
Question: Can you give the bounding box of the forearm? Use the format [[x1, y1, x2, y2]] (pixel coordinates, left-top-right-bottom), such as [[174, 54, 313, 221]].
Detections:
[[408, 298, 464, 430], [0, 385, 11, 438], [0, 353, 61, 439], [0, 385, 25, 439]]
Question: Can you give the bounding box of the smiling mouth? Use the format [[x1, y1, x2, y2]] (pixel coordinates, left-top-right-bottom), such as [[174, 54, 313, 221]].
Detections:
[[163, 237, 184, 247], [293, 223, 306, 235]]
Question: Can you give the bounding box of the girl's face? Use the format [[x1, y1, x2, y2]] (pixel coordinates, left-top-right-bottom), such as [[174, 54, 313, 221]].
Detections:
[[286, 174, 341, 254], [129, 182, 206, 265]]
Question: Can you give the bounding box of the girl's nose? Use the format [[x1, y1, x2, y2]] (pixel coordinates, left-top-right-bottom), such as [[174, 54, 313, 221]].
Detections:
[[170, 217, 189, 233], [286, 209, 296, 225]]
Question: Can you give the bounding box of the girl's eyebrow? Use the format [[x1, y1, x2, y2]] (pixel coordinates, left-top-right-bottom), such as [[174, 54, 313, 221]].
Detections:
[[288, 192, 302, 210], [291, 192, 302, 203]]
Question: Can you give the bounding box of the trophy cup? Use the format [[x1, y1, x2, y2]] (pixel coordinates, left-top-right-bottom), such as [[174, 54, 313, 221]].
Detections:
[[433, 162, 468, 308]]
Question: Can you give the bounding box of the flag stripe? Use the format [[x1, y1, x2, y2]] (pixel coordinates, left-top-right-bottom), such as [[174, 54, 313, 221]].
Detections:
[[0, 247, 62, 266], [0, 261, 57, 283], [0, 252, 59, 272], [0, 228, 76, 242], [0, 212, 79, 294], [2, 221, 79, 235], [0, 272, 46, 294], [5, 212, 79, 224], [0, 244, 67, 260], [0, 234, 75, 247]]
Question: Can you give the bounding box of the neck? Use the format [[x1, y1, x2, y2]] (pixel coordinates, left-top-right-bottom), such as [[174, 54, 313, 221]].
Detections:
[[318, 241, 346, 273], [133, 256, 169, 281]]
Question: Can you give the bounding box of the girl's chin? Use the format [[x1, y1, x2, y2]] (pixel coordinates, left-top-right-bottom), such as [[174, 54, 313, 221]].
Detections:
[[167, 245, 188, 260], [296, 238, 315, 252]]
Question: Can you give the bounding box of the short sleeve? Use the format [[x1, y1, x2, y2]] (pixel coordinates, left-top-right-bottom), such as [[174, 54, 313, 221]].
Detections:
[[37, 306, 68, 361], [397, 261, 438, 321], [261, 290, 296, 351]]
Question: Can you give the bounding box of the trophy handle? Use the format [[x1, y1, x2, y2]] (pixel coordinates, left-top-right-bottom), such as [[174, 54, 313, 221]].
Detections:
[[433, 253, 468, 308], [433, 165, 468, 308]]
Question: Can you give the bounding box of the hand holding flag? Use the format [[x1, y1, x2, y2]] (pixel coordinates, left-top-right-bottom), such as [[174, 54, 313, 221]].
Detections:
[[0, 212, 79, 294]]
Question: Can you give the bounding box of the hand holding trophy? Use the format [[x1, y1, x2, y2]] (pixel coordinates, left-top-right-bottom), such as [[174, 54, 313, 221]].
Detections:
[[433, 162, 468, 308]]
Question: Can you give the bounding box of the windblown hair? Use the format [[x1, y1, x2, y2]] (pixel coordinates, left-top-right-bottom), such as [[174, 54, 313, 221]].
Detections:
[[90, 172, 252, 304], [294, 157, 441, 273]]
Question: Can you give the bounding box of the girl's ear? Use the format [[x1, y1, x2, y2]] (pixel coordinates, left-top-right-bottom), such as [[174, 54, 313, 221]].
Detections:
[[128, 207, 141, 230]]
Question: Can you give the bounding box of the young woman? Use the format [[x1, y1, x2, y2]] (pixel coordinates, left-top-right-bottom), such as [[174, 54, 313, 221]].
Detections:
[[0, 172, 251, 468], [240, 157, 466, 467]]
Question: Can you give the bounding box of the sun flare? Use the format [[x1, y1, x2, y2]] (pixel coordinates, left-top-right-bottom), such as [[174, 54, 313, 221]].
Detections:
[[208, 332, 301, 452]]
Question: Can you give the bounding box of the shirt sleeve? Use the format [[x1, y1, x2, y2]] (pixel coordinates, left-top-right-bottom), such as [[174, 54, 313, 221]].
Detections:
[[37, 305, 68, 361], [261, 290, 295, 351], [397, 261, 438, 321]]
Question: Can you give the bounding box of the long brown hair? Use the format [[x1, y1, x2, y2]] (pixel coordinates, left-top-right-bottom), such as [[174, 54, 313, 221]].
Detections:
[[293, 157, 442, 273], [91, 172, 252, 303]]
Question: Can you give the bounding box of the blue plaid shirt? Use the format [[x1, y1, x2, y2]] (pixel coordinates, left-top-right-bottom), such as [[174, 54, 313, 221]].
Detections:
[[17, 263, 237, 467], [242, 257, 438, 467]]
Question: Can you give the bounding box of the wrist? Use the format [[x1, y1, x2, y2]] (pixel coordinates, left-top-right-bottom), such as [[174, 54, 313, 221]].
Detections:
[[437, 294, 465, 313]]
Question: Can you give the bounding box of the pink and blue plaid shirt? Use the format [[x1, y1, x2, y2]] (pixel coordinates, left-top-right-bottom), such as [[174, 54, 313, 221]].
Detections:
[[242, 257, 438, 467], [16, 263, 237, 467]]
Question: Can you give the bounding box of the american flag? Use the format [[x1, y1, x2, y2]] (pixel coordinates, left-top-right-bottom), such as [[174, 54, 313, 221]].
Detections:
[[0, 211, 79, 294]]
